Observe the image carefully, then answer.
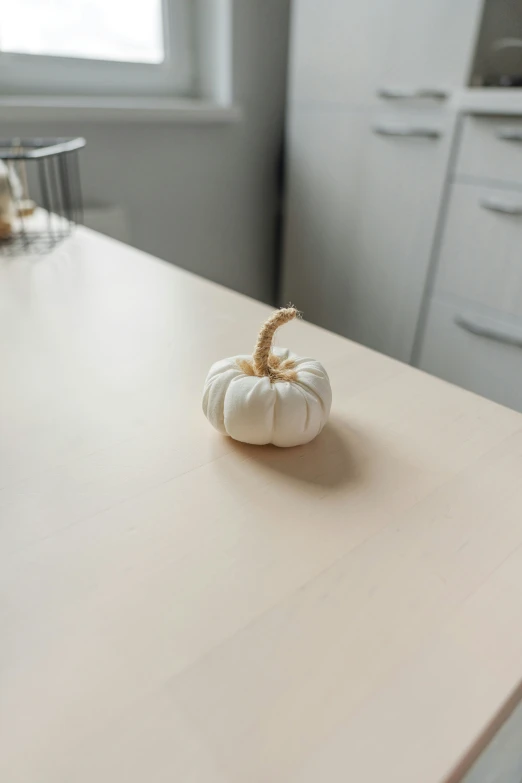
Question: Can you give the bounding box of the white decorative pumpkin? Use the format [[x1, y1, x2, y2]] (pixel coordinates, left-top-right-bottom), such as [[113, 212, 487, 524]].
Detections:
[[202, 308, 332, 447]]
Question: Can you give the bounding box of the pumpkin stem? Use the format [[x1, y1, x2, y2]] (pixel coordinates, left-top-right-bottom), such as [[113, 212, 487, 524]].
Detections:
[[252, 307, 298, 378]]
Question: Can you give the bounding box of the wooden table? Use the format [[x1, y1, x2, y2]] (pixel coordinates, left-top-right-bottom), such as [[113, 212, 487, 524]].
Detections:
[[2, 228, 522, 783]]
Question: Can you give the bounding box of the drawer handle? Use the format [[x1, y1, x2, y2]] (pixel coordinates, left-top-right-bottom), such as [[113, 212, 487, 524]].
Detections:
[[480, 195, 522, 215], [455, 313, 522, 348], [496, 127, 522, 142], [373, 124, 442, 139], [377, 87, 448, 101]]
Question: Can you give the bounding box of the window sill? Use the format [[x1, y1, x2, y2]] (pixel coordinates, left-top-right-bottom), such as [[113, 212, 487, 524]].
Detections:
[[0, 96, 242, 124]]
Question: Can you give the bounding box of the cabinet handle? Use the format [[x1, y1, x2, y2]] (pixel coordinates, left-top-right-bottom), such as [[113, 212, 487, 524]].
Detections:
[[455, 313, 522, 349], [373, 124, 442, 139], [480, 195, 522, 215], [377, 87, 448, 101], [496, 127, 522, 142]]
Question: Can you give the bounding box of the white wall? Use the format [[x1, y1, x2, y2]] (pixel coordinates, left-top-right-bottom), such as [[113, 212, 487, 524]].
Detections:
[[2, 0, 290, 303]]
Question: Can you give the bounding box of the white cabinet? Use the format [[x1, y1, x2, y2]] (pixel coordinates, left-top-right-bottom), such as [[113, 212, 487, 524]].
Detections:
[[284, 0, 485, 365], [289, 0, 394, 105], [378, 0, 482, 98], [289, 0, 482, 107], [434, 183, 522, 317], [283, 107, 455, 362], [456, 116, 522, 186], [282, 109, 366, 334], [419, 296, 522, 412], [418, 179, 522, 413]]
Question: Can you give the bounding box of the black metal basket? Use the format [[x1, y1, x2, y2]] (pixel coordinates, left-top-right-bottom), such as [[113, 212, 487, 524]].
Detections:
[[0, 137, 85, 255]]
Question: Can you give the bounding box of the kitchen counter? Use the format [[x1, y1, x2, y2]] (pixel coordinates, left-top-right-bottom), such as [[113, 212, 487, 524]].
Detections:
[[2, 228, 522, 783], [455, 88, 522, 117]]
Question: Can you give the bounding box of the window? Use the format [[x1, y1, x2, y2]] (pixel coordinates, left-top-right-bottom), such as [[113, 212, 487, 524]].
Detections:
[[2, 0, 165, 64], [0, 0, 194, 97]]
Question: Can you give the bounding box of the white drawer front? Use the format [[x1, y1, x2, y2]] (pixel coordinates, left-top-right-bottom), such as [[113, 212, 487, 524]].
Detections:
[[434, 183, 522, 317], [419, 296, 522, 413], [456, 116, 522, 185]]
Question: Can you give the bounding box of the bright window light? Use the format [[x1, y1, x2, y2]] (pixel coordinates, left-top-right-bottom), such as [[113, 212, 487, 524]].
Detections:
[[0, 0, 165, 64]]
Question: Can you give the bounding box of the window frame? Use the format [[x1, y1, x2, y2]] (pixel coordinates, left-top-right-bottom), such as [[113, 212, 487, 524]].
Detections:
[[0, 0, 195, 98]]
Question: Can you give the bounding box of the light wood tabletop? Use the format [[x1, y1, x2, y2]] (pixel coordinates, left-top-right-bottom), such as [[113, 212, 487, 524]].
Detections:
[[2, 228, 522, 783]]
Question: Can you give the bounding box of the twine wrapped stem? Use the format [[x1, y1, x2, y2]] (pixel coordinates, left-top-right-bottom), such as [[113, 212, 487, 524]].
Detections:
[[250, 307, 298, 381]]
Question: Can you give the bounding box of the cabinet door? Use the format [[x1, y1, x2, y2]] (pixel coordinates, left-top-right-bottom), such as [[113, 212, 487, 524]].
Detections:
[[434, 183, 522, 318], [282, 107, 455, 362], [289, 0, 394, 105], [377, 0, 482, 99], [282, 107, 368, 337], [419, 296, 522, 413]]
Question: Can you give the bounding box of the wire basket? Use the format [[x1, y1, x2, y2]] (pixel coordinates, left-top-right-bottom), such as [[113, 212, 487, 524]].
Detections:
[[0, 137, 85, 255]]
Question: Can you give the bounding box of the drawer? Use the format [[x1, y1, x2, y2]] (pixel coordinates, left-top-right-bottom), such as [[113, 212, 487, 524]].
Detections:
[[434, 183, 522, 317], [456, 116, 522, 185], [419, 296, 522, 413]]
